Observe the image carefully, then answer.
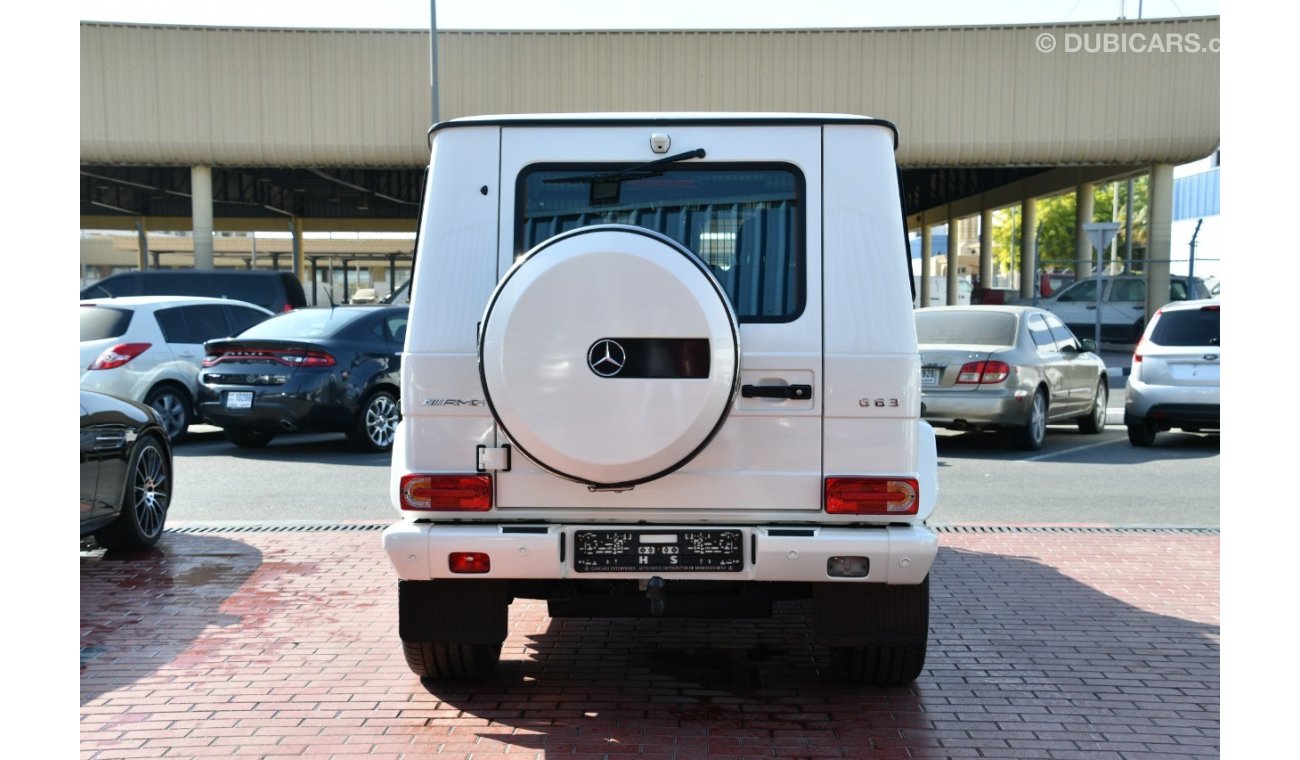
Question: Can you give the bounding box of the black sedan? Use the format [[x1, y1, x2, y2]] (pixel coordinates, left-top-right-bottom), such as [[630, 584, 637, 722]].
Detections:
[[81, 390, 173, 550], [196, 306, 407, 452]]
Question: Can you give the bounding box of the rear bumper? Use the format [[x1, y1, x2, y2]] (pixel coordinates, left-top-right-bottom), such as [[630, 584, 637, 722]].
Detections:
[[196, 376, 354, 433], [921, 387, 1029, 428], [1124, 379, 1220, 423], [1124, 403, 1220, 428], [383, 521, 937, 585]]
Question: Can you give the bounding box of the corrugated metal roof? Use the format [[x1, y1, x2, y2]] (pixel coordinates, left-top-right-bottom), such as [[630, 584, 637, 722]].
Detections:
[[81, 19, 1218, 169]]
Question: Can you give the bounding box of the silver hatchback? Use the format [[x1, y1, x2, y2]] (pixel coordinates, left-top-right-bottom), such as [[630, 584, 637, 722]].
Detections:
[[916, 306, 1109, 450]]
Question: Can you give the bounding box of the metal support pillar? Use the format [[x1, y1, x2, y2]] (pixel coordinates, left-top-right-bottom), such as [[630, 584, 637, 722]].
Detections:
[[920, 224, 932, 307], [1075, 182, 1095, 278], [191, 166, 214, 270], [979, 207, 993, 290], [1146, 164, 1175, 317], [946, 209, 960, 305], [1019, 197, 1037, 300]]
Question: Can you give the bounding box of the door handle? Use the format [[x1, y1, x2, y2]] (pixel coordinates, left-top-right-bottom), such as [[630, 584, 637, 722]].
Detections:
[[741, 384, 812, 400]]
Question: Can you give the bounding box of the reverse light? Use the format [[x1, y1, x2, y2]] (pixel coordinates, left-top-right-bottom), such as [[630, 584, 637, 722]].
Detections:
[[400, 474, 492, 511], [89, 343, 151, 370], [955, 360, 1010, 384], [825, 477, 919, 515], [449, 552, 491, 574]]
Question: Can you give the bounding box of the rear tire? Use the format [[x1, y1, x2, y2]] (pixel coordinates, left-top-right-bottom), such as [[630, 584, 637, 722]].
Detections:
[[830, 642, 928, 687], [224, 427, 275, 448], [402, 642, 502, 680], [1127, 419, 1157, 447], [145, 385, 191, 444], [350, 389, 400, 452], [1011, 389, 1048, 451], [1076, 379, 1107, 434]]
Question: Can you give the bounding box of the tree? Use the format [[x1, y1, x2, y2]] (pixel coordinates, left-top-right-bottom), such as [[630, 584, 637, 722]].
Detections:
[[991, 176, 1150, 278]]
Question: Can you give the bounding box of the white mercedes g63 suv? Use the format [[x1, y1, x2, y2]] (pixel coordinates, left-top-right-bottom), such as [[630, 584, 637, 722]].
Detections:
[[384, 113, 939, 686]]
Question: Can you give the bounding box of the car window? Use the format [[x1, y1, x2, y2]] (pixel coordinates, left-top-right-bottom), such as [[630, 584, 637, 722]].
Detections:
[[1042, 312, 1080, 351], [139, 272, 202, 297], [1149, 307, 1219, 346], [156, 305, 235, 344], [1027, 313, 1056, 354], [914, 310, 1017, 346], [82, 274, 140, 298], [385, 314, 408, 344], [1055, 279, 1099, 302], [1170, 280, 1189, 301], [80, 306, 134, 341], [1108, 279, 1145, 302], [212, 274, 276, 306], [519, 164, 804, 322], [237, 307, 372, 340], [226, 305, 271, 335]]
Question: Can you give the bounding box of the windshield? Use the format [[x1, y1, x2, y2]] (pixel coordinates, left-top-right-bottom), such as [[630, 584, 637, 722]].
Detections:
[[235, 307, 371, 340], [915, 310, 1018, 346], [80, 306, 133, 342]]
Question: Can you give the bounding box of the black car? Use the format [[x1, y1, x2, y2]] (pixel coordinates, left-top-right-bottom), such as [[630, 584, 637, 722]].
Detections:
[[81, 390, 173, 550], [196, 306, 407, 451], [81, 270, 309, 314]]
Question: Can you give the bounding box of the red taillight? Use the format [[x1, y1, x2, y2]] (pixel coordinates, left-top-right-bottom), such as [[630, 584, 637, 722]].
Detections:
[[282, 303, 295, 313], [955, 360, 1010, 384], [449, 552, 491, 574], [400, 474, 492, 511], [203, 349, 335, 368], [1133, 340, 1145, 364], [89, 343, 151, 370], [825, 477, 919, 515], [1201, 304, 1219, 312]]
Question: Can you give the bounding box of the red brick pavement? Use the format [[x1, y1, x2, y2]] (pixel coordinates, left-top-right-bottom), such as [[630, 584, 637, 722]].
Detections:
[[81, 529, 1219, 759]]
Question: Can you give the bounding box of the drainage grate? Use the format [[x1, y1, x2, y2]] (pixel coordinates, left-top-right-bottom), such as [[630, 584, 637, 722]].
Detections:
[[164, 523, 1217, 536]]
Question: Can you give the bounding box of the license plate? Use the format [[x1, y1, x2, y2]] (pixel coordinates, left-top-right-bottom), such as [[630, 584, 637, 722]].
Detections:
[[921, 367, 941, 387], [225, 391, 253, 410], [573, 530, 744, 573]]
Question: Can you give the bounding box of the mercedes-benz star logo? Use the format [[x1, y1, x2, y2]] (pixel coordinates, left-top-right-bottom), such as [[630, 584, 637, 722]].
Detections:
[[588, 339, 627, 377]]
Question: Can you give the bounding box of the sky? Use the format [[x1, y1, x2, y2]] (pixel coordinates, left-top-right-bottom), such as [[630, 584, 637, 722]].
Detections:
[[79, 0, 1220, 30]]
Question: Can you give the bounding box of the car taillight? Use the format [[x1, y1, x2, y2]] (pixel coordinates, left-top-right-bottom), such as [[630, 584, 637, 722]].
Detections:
[[956, 360, 1010, 384], [400, 474, 492, 511], [282, 303, 295, 313], [825, 477, 919, 515], [449, 552, 491, 574], [203, 349, 335, 367], [89, 343, 151, 370], [1201, 304, 1219, 312]]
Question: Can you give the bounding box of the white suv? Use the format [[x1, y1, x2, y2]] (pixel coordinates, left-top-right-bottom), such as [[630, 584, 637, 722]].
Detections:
[[383, 114, 938, 686], [1124, 299, 1220, 446]]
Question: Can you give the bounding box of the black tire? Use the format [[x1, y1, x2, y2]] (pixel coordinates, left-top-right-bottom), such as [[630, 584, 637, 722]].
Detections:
[[144, 385, 191, 444], [1127, 419, 1157, 447], [224, 427, 275, 448], [830, 641, 928, 687], [402, 641, 502, 680], [94, 435, 170, 551], [350, 389, 400, 452], [1010, 389, 1048, 451], [1076, 379, 1108, 434]]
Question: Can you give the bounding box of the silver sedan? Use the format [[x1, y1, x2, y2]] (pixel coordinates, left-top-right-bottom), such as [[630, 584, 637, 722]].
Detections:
[[915, 305, 1109, 450]]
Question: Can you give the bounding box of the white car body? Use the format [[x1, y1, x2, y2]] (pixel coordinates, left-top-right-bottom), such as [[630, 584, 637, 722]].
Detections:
[[1039, 274, 1210, 344], [1124, 298, 1220, 445], [912, 275, 973, 307], [384, 114, 939, 685], [80, 296, 273, 440]]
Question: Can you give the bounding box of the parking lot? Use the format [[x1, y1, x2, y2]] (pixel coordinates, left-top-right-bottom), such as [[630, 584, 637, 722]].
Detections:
[[81, 527, 1217, 758]]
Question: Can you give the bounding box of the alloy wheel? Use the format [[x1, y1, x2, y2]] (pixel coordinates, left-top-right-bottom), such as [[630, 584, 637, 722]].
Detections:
[[365, 394, 400, 448], [132, 445, 169, 538], [149, 393, 187, 440]]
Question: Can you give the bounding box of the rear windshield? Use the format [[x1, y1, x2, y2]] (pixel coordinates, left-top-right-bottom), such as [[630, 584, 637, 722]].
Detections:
[[518, 164, 804, 322], [1149, 307, 1220, 346], [235, 307, 371, 340], [80, 306, 133, 341], [915, 310, 1018, 346]]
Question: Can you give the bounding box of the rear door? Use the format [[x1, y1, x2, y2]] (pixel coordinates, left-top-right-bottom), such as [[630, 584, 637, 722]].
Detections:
[[1139, 305, 1221, 387], [493, 124, 822, 513]]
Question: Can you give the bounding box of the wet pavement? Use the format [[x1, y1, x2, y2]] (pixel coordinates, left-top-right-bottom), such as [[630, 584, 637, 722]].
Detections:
[[81, 527, 1218, 759]]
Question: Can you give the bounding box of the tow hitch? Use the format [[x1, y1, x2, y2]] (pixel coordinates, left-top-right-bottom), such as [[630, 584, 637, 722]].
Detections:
[[645, 576, 666, 616]]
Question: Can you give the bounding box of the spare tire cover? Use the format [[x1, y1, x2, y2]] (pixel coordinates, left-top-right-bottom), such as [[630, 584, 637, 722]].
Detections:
[[479, 224, 739, 487]]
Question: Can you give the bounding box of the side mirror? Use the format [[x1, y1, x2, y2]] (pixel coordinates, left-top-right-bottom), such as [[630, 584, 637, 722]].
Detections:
[[1079, 339, 1097, 353]]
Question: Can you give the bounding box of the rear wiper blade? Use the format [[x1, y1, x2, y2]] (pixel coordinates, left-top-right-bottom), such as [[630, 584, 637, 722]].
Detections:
[[543, 148, 707, 186]]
